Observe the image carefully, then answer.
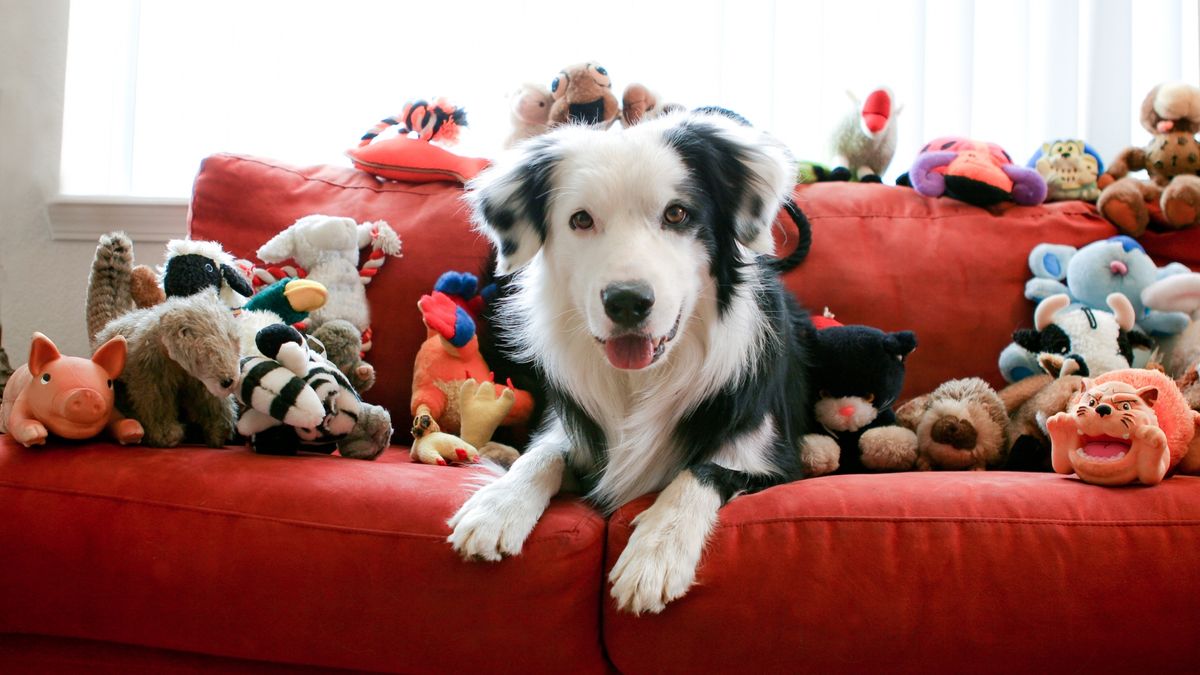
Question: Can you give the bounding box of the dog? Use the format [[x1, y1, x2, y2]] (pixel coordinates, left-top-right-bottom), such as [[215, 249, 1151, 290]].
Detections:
[[447, 110, 816, 615]]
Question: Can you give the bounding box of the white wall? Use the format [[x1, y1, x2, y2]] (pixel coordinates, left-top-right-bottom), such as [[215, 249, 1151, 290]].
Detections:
[[0, 0, 164, 361]]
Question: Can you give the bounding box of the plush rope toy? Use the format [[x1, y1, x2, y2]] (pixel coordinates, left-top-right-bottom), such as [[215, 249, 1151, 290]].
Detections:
[[358, 98, 467, 147]]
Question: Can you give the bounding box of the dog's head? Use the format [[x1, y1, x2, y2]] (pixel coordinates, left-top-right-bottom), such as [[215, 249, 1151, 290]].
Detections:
[[467, 111, 795, 371]]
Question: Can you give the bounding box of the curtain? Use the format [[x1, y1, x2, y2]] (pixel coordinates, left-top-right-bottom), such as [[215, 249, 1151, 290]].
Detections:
[[60, 0, 1200, 197]]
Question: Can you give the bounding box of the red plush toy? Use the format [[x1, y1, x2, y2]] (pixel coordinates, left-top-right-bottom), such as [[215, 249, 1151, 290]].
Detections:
[[347, 98, 489, 184], [905, 136, 1048, 207]]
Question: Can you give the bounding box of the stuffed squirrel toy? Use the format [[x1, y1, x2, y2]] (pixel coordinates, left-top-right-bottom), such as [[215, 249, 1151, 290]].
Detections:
[[1098, 82, 1200, 236]]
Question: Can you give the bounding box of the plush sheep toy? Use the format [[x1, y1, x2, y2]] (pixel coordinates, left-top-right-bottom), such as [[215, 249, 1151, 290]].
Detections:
[[256, 215, 402, 340]]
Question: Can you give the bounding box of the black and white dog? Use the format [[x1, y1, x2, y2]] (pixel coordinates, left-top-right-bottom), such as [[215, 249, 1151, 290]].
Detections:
[[448, 110, 815, 614]]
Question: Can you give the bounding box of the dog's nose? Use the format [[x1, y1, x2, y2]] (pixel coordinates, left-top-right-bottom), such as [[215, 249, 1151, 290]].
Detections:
[[1096, 404, 1112, 417], [602, 282, 654, 326]]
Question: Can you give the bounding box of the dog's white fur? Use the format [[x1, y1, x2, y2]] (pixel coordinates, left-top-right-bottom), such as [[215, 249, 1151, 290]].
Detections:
[[448, 112, 799, 614]]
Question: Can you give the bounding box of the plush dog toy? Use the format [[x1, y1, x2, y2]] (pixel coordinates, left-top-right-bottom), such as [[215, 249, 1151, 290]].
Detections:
[[1000, 292, 1144, 383], [1098, 82, 1200, 236], [895, 377, 1008, 471], [1027, 139, 1105, 202], [800, 317, 919, 476], [411, 273, 534, 465], [903, 136, 1047, 206], [1047, 368, 1200, 485], [0, 333, 143, 447]]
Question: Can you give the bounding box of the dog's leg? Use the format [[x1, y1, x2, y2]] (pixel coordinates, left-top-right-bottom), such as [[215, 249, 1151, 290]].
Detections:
[[447, 418, 569, 561], [608, 468, 725, 615]]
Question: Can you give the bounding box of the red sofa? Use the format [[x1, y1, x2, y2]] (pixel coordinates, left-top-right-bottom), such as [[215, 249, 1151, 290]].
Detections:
[[3, 154, 1199, 673]]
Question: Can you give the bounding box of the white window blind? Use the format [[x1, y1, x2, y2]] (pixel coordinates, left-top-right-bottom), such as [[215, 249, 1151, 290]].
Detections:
[[60, 0, 1200, 199]]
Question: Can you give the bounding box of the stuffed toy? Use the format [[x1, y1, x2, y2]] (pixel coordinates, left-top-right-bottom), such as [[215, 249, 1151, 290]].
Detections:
[[237, 324, 390, 460], [127, 239, 255, 311], [1142, 272, 1200, 409], [799, 317, 919, 476], [410, 377, 522, 467], [894, 377, 1008, 471], [1023, 236, 1190, 336], [88, 233, 240, 448], [347, 98, 489, 184], [1047, 368, 1200, 485], [829, 87, 901, 183], [411, 272, 534, 465], [1001, 293, 1142, 385], [504, 83, 553, 149], [1097, 82, 1200, 237], [256, 214, 402, 350], [548, 62, 621, 128], [1000, 373, 1085, 471], [1027, 139, 1105, 202], [619, 83, 684, 127], [901, 136, 1047, 206], [0, 333, 143, 447], [311, 319, 376, 393]]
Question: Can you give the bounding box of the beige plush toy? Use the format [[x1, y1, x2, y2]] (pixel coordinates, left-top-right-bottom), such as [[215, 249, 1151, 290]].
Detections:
[[504, 83, 553, 149], [1097, 82, 1200, 236], [620, 83, 684, 127], [895, 378, 1008, 471], [410, 378, 520, 467]]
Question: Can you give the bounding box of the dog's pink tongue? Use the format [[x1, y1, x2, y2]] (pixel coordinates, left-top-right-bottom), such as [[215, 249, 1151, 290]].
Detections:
[[606, 336, 654, 370], [1082, 440, 1128, 459]]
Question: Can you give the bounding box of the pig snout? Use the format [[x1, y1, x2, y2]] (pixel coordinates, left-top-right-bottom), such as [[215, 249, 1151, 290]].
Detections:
[[60, 388, 107, 424]]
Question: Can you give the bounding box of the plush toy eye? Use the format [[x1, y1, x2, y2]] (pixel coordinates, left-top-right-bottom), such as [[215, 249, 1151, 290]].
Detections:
[[1122, 402, 1131, 410], [205, 263, 215, 273], [40, 373, 51, 384], [1088, 397, 1097, 407], [1059, 346, 1069, 354], [107, 379, 114, 389], [550, 77, 560, 93], [570, 210, 594, 231], [595, 65, 608, 76], [663, 205, 689, 226]]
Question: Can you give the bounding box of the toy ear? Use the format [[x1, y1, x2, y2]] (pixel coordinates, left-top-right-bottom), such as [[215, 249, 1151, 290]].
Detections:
[[466, 134, 562, 275], [1012, 328, 1042, 352], [1136, 386, 1159, 407], [91, 335, 127, 379], [257, 228, 297, 263], [1027, 244, 1076, 280], [220, 264, 254, 298], [894, 394, 930, 430], [660, 112, 796, 254], [883, 331, 918, 358], [1142, 272, 1200, 314], [1105, 292, 1136, 332], [27, 332, 61, 377], [1035, 294, 1071, 331]]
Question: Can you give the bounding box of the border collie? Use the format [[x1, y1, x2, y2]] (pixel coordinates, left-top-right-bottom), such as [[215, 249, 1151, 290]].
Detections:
[[447, 110, 815, 615]]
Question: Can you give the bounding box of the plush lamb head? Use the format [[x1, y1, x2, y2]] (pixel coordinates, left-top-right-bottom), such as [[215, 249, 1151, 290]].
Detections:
[[257, 215, 370, 269], [1013, 293, 1137, 378], [161, 239, 254, 310]]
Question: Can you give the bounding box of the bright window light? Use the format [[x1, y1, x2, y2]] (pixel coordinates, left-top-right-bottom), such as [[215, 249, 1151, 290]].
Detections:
[[60, 0, 1200, 198]]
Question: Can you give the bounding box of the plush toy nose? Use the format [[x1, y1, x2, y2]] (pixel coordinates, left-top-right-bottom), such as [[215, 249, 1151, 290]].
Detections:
[[1110, 260, 1128, 276], [838, 405, 856, 418], [1158, 120, 1175, 133], [602, 282, 654, 326], [931, 417, 978, 450], [62, 389, 106, 424], [1096, 404, 1112, 417]]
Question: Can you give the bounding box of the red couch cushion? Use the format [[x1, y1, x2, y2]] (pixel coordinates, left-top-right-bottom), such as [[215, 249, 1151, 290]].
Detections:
[[0, 436, 608, 674], [604, 472, 1200, 673], [188, 154, 494, 422], [784, 183, 1200, 399]]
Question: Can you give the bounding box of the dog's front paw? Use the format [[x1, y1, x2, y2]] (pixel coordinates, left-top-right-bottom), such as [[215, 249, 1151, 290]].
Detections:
[[608, 526, 701, 615], [447, 481, 542, 561]]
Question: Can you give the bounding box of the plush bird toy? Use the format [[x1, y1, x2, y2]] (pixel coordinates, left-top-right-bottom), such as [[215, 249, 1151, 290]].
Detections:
[[830, 87, 901, 182]]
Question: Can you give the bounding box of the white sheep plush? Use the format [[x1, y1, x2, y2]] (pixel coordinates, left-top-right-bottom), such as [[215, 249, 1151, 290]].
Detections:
[[256, 215, 402, 338]]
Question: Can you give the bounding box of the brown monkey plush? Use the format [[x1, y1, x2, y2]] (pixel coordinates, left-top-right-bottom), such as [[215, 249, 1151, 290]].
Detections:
[[548, 62, 621, 128]]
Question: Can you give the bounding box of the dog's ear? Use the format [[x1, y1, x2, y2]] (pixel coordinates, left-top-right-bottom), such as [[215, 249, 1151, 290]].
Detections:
[[662, 112, 796, 254], [466, 136, 561, 275]]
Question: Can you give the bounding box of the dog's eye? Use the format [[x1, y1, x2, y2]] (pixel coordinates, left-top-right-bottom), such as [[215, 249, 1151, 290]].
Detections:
[[663, 205, 689, 226], [570, 210, 594, 231]]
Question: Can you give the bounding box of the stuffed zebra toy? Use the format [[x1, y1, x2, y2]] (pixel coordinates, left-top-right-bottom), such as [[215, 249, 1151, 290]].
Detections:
[[237, 323, 386, 457]]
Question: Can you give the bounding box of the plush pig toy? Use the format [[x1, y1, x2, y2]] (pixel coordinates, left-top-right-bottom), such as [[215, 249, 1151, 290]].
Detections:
[[0, 333, 143, 447]]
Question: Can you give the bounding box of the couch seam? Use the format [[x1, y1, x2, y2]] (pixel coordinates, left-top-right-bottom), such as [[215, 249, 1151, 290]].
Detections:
[[210, 154, 451, 197], [0, 482, 596, 546], [609, 514, 1200, 529]]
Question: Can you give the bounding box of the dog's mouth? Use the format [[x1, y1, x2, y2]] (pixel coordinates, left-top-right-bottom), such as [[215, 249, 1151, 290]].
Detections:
[[1076, 434, 1133, 463], [597, 312, 681, 370]]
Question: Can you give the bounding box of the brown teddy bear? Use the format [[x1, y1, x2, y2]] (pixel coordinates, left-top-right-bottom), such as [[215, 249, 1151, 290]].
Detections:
[[1097, 82, 1200, 237], [548, 62, 621, 128]]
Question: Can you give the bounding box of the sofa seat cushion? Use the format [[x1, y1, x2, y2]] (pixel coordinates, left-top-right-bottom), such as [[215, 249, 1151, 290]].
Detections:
[[0, 437, 608, 674], [784, 183, 1200, 398], [604, 471, 1200, 674]]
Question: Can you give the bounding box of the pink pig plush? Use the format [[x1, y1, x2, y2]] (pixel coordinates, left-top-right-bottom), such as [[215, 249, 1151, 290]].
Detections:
[[0, 332, 143, 447]]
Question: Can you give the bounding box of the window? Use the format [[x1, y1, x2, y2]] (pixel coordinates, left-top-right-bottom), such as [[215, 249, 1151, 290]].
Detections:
[[60, 0, 1200, 199]]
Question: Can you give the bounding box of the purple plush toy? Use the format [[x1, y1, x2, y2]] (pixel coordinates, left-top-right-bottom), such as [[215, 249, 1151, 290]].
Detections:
[[905, 136, 1047, 207]]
